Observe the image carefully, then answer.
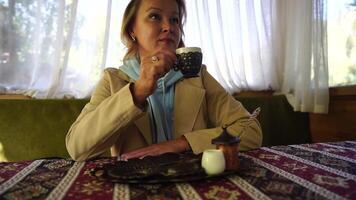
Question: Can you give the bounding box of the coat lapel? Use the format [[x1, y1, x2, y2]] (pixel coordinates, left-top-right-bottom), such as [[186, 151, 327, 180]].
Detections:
[[134, 111, 152, 144], [173, 78, 205, 137], [134, 77, 206, 144], [118, 71, 152, 145]]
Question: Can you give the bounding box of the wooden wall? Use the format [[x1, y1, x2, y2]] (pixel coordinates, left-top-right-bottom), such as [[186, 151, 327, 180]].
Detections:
[[0, 94, 31, 99], [309, 86, 356, 142]]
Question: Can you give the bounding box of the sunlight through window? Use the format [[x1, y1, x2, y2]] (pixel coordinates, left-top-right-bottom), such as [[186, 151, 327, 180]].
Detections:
[[328, 0, 356, 86]]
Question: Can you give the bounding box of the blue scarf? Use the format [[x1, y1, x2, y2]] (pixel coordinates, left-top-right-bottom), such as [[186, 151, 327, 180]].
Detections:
[[120, 58, 183, 143]]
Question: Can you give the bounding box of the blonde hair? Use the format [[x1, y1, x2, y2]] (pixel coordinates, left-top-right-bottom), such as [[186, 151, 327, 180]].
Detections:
[[121, 0, 186, 60]]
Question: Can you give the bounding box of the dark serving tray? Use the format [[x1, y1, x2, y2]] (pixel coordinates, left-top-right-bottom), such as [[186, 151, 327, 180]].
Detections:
[[91, 152, 237, 184]]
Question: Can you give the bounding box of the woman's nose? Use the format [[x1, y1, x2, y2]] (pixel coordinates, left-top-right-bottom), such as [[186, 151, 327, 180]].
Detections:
[[161, 20, 174, 33]]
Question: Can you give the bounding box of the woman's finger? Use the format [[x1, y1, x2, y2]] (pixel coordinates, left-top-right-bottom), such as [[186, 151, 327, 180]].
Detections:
[[121, 146, 158, 160], [121, 135, 189, 160]]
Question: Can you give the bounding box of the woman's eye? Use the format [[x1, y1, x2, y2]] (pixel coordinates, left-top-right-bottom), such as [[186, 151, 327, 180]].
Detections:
[[149, 13, 160, 21], [171, 17, 179, 24]]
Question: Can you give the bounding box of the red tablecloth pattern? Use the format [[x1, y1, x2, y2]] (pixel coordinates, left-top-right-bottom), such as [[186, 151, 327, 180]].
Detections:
[[1, 141, 355, 200]]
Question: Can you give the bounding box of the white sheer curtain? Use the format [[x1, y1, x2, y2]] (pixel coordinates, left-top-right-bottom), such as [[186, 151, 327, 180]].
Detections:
[[0, 0, 329, 113], [0, 0, 129, 98], [272, 0, 329, 113], [184, 0, 329, 113], [184, 0, 279, 93]]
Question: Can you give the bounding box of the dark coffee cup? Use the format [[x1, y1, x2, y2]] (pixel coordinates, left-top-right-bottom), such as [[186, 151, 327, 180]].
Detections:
[[173, 47, 203, 78]]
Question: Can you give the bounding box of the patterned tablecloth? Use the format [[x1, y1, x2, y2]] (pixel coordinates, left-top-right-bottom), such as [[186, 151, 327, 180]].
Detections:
[[0, 141, 355, 200]]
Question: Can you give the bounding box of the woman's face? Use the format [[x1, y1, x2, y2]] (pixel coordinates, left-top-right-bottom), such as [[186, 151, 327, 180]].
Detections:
[[132, 0, 181, 57]]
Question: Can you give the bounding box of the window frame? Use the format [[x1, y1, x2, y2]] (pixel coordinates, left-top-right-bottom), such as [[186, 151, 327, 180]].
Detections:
[[330, 85, 356, 97]]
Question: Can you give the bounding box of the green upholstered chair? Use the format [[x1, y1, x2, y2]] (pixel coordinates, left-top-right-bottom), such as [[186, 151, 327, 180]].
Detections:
[[0, 99, 88, 161], [235, 95, 311, 147]]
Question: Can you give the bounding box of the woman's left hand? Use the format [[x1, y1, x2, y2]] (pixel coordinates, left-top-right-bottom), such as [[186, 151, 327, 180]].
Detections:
[[120, 136, 190, 160]]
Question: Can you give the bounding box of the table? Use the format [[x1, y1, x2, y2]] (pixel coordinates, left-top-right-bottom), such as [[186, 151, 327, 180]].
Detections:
[[1, 141, 355, 200]]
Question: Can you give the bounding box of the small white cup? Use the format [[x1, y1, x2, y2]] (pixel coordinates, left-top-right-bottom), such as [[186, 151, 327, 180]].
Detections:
[[201, 149, 226, 175]]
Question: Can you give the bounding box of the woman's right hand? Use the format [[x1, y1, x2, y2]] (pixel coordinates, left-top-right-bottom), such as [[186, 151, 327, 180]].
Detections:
[[131, 47, 177, 106]]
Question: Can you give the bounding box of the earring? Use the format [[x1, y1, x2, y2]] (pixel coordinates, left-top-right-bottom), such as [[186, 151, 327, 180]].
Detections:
[[130, 35, 136, 42]]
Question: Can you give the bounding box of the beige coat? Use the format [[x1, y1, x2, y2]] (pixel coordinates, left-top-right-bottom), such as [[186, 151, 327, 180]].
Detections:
[[66, 66, 262, 161]]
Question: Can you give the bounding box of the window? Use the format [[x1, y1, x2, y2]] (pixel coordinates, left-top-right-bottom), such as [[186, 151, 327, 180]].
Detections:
[[0, 0, 351, 101], [328, 0, 356, 86]]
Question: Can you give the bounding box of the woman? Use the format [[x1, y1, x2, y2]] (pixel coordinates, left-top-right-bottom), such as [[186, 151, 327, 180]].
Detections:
[[66, 0, 262, 161]]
